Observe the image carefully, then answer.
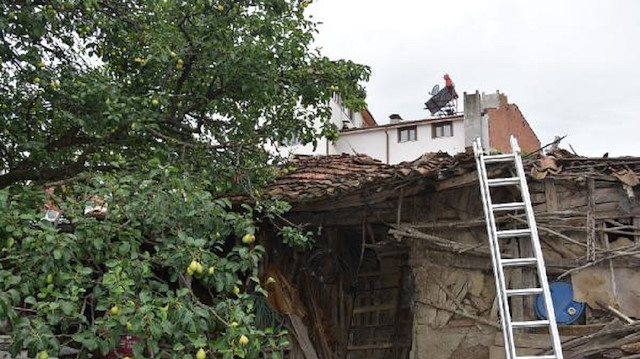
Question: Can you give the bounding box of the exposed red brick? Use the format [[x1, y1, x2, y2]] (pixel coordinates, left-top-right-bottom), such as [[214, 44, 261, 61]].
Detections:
[[487, 94, 541, 154]]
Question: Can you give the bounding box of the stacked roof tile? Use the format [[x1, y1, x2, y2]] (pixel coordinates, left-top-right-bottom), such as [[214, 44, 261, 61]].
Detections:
[[265, 148, 640, 205], [266, 151, 475, 203]]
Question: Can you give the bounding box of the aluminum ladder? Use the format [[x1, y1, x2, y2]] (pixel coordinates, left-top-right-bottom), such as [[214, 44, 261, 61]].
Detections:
[[473, 136, 563, 359]]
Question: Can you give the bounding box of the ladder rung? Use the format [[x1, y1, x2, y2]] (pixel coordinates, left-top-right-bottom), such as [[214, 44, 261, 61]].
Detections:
[[511, 320, 550, 329], [483, 153, 515, 163], [516, 356, 558, 359], [506, 288, 543, 296], [487, 177, 521, 187], [491, 202, 526, 212], [496, 228, 531, 239], [501, 257, 537, 267]]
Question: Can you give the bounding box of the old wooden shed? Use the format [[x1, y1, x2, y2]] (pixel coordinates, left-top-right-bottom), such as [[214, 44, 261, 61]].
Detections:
[[260, 149, 640, 359]]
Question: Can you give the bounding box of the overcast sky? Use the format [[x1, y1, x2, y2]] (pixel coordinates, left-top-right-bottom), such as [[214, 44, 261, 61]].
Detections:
[[310, 0, 640, 156]]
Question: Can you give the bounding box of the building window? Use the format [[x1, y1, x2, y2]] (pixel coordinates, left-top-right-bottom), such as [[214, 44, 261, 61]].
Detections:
[[398, 126, 417, 143], [432, 121, 453, 138]]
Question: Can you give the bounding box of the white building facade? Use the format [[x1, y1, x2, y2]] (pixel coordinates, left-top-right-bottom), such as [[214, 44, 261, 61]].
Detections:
[[333, 115, 465, 164], [283, 90, 541, 164]]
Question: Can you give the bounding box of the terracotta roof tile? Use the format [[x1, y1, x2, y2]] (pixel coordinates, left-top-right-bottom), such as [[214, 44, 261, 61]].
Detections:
[[265, 148, 640, 205], [266, 151, 474, 203]]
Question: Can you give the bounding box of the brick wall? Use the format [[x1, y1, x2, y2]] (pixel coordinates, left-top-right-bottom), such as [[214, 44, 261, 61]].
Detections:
[[486, 94, 541, 154]]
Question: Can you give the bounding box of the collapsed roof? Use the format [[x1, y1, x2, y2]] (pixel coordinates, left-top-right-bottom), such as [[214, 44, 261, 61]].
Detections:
[[267, 149, 640, 206]]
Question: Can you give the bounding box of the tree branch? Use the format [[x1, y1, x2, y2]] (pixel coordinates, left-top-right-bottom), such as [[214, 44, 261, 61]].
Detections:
[[44, 126, 94, 151]]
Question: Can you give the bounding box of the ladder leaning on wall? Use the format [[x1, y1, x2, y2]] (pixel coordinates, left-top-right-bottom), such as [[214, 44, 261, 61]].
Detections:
[[473, 136, 563, 359]]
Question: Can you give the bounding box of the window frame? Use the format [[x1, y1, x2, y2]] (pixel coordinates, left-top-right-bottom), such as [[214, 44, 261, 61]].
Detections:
[[432, 121, 454, 138], [397, 125, 418, 143]]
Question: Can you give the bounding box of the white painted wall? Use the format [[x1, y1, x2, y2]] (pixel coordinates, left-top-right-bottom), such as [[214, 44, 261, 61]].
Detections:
[[279, 96, 467, 162], [389, 121, 465, 163], [333, 119, 465, 164], [332, 128, 387, 159], [277, 96, 363, 156], [329, 95, 365, 129], [285, 137, 329, 156]]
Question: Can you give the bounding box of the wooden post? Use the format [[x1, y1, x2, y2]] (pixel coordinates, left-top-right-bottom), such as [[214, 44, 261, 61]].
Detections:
[[509, 239, 524, 321], [286, 314, 320, 359], [587, 177, 597, 261], [544, 178, 559, 212]]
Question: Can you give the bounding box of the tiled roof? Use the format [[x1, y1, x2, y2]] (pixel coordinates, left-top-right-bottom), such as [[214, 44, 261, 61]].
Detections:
[[265, 148, 640, 206], [531, 149, 640, 179], [266, 150, 475, 203]]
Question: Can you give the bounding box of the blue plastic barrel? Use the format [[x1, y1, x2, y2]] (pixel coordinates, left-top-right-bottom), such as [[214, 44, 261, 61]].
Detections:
[[534, 281, 585, 324]]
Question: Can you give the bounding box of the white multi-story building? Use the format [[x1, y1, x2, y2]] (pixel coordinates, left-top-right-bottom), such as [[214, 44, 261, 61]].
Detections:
[[285, 90, 541, 164], [286, 93, 378, 156]]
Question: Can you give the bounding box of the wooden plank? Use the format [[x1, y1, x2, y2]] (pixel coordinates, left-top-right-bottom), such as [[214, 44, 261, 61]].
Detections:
[[352, 303, 396, 314], [357, 270, 400, 278], [556, 323, 606, 337], [302, 280, 332, 359], [287, 314, 320, 359], [423, 250, 492, 270], [416, 300, 500, 329], [544, 178, 558, 212], [494, 332, 575, 349], [290, 180, 427, 212], [389, 227, 498, 258], [509, 239, 524, 322], [347, 343, 410, 351], [434, 171, 479, 191], [587, 177, 597, 260]]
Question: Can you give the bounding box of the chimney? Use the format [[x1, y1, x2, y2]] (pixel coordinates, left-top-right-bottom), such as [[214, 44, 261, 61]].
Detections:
[[389, 114, 402, 124]]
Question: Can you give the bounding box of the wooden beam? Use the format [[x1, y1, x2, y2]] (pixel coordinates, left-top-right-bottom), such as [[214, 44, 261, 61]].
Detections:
[[415, 300, 500, 329], [286, 314, 320, 359], [289, 180, 427, 212], [434, 171, 479, 191], [352, 303, 396, 314], [389, 227, 504, 258], [544, 178, 558, 212], [347, 343, 411, 351], [587, 177, 597, 261]]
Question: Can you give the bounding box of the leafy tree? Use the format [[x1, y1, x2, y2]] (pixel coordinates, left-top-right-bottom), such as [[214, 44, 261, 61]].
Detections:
[[0, 1, 369, 358]]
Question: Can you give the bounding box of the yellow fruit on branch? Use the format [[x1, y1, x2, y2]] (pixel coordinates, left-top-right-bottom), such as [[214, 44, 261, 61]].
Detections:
[[38, 351, 49, 359], [232, 286, 240, 296], [110, 305, 120, 315], [196, 348, 206, 359], [188, 260, 199, 272], [242, 233, 255, 244], [239, 334, 249, 346]]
